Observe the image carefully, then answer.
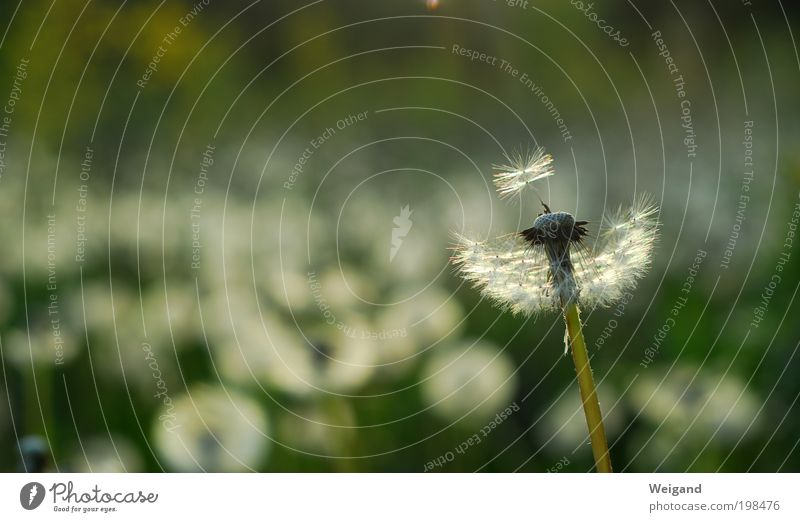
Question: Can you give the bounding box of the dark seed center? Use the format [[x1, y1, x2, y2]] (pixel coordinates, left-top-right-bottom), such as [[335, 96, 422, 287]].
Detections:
[[520, 210, 588, 282], [532, 212, 576, 242]]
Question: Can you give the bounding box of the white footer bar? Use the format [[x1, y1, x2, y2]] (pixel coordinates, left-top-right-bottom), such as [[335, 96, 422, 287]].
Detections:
[[2, 473, 798, 521]]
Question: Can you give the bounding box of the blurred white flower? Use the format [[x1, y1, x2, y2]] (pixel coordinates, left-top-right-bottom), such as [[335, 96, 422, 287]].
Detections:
[[452, 196, 658, 315], [314, 267, 376, 309], [3, 327, 80, 368], [420, 340, 517, 424], [66, 281, 136, 337], [262, 268, 312, 311], [373, 210, 445, 286], [299, 318, 378, 394], [374, 287, 464, 369], [493, 148, 555, 199], [215, 307, 377, 396], [153, 384, 270, 471], [213, 309, 311, 395], [442, 181, 513, 242], [535, 384, 623, 452], [201, 193, 328, 315], [71, 436, 142, 472], [64, 282, 159, 390], [629, 367, 761, 442], [337, 192, 446, 287], [108, 194, 175, 274], [140, 283, 199, 349], [14, 217, 78, 280]]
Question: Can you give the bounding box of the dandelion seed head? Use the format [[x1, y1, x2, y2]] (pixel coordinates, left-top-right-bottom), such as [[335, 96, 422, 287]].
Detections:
[[493, 148, 554, 199], [454, 147, 657, 317], [451, 197, 658, 316]]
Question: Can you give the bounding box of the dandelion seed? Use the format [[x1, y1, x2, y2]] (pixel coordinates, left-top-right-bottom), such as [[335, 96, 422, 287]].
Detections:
[[492, 148, 555, 199], [576, 195, 659, 308]]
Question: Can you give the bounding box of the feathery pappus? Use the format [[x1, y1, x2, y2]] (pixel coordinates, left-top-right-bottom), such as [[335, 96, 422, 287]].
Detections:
[[492, 148, 555, 199]]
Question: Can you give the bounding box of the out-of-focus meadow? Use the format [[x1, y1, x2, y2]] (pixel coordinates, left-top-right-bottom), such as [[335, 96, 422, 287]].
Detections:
[[0, 0, 799, 472]]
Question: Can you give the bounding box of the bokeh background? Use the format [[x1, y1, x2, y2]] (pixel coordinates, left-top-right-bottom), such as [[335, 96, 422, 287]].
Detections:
[[1, 0, 799, 472]]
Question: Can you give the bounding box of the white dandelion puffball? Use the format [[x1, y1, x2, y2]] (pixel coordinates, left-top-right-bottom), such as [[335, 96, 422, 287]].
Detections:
[[153, 384, 270, 472], [452, 196, 658, 315], [420, 340, 518, 423], [492, 148, 555, 199]]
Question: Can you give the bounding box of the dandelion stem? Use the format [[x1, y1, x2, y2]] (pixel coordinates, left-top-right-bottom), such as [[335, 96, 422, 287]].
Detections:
[[563, 302, 612, 473]]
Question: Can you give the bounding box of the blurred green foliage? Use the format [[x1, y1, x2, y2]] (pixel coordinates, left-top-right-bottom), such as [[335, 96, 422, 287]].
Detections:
[[0, 0, 799, 472]]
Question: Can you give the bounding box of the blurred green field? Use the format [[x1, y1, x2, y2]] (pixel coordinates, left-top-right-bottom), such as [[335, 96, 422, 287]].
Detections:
[[0, 0, 799, 472]]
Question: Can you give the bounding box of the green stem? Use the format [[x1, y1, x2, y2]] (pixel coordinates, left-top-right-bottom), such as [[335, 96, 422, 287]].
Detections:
[[563, 302, 612, 473]]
